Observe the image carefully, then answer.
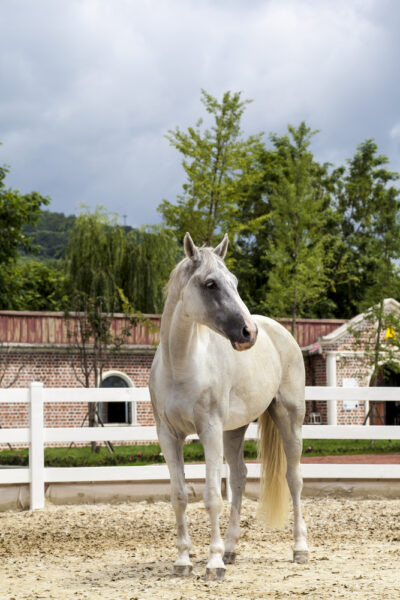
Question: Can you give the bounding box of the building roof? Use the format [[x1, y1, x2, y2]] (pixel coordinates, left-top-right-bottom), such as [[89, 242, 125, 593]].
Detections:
[[278, 318, 346, 348], [0, 311, 345, 350], [301, 298, 400, 353], [0, 311, 161, 347], [319, 298, 400, 346]]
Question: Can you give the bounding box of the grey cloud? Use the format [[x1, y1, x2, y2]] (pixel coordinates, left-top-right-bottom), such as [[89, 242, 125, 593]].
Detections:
[[1, 0, 400, 226]]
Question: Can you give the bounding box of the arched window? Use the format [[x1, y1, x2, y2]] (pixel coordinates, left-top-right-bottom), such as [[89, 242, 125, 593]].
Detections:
[[100, 371, 135, 424]]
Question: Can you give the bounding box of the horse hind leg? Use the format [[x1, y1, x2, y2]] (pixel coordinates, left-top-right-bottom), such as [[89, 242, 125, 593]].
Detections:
[[223, 425, 248, 564], [268, 392, 309, 564], [157, 424, 192, 575]]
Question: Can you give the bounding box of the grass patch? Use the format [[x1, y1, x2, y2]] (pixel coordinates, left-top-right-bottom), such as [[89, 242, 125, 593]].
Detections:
[[0, 439, 398, 467], [0, 445, 165, 468], [301, 438, 400, 457]]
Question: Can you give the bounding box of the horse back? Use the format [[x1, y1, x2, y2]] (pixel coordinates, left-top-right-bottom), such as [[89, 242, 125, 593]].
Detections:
[[253, 315, 305, 384]]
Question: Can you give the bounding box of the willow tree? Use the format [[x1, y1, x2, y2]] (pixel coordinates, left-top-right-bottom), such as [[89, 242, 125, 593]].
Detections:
[[65, 206, 125, 309], [64, 207, 129, 448], [121, 226, 180, 313], [158, 89, 264, 246]]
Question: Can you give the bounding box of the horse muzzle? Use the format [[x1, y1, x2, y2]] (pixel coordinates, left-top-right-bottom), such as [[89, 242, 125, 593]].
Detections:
[[231, 321, 258, 351]]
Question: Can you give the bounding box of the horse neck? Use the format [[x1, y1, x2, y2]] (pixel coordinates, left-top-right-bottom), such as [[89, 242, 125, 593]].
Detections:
[[160, 288, 198, 379]]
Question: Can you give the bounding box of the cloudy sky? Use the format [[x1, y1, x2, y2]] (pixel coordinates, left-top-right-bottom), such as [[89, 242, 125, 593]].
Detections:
[[1, 0, 400, 227]]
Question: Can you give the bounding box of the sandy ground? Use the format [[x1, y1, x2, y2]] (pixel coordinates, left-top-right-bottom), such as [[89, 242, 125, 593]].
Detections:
[[0, 497, 399, 600]]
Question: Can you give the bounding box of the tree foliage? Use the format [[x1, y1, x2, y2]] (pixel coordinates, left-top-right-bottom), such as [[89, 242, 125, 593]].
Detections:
[[2, 106, 400, 324], [0, 260, 67, 311], [65, 207, 179, 314], [158, 91, 400, 325], [158, 90, 264, 245], [22, 210, 76, 260], [121, 226, 180, 313], [65, 206, 126, 310], [330, 140, 400, 317], [259, 124, 335, 333], [0, 158, 49, 307]]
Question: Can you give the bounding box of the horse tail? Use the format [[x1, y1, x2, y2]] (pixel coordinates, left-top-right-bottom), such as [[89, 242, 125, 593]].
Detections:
[[256, 408, 290, 529]]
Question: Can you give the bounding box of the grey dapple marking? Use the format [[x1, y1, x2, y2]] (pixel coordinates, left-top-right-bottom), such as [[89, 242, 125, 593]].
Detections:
[[149, 233, 309, 580]]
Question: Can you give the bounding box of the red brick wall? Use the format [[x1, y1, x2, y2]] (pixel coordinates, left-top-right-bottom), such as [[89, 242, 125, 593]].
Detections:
[[0, 350, 155, 431], [335, 354, 369, 425], [1, 312, 392, 434], [321, 317, 390, 425], [304, 354, 328, 424]]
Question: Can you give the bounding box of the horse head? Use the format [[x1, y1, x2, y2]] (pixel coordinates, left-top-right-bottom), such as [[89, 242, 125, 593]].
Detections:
[[181, 232, 258, 351]]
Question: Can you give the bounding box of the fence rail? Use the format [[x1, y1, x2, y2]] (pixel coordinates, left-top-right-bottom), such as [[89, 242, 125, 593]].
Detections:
[[0, 383, 399, 510]]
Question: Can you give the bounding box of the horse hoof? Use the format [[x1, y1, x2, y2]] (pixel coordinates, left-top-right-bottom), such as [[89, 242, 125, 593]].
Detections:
[[293, 550, 309, 564], [205, 567, 226, 581], [223, 551, 236, 564], [173, 564, 193, 576]]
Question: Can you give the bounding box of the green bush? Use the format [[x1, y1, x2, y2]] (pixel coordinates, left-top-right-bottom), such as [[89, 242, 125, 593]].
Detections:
[[0, 449, 29, 466]]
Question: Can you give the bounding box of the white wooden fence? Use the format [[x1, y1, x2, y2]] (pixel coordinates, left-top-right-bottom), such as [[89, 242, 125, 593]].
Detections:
[[0, 383, 399, 510]]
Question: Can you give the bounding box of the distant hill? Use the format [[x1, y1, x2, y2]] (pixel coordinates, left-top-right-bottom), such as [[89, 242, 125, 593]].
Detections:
[[22, 210, 76, 261]]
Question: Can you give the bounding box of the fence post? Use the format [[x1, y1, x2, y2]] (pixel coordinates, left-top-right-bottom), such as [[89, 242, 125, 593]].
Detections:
[[29, 382, 45, 510], [326, 353, 337, 425]]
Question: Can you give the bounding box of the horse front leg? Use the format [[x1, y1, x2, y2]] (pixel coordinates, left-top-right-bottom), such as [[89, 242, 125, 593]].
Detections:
[[157, 425, 192, 575], [198, 419, 226, 580], [223, 425, 248, 564]]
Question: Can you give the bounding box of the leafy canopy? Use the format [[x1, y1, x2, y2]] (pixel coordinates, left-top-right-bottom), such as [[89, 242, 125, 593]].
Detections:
[[261, 123, 335, 332], [158, 89, 264, 246], [0, 154, 50, 308]]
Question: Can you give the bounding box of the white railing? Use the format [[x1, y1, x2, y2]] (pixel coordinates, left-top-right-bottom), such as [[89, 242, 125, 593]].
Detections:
[[0, 383, 399, 510]]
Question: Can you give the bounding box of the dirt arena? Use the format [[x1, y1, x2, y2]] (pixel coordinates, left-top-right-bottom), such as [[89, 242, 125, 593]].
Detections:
[[0, 496, 398, 600]]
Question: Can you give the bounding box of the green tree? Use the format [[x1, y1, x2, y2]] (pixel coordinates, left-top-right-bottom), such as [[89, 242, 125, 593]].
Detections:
[[65, 293, 138, 452], [224, 145, 276, 312], [65, 207, 178, 314], [348, 299, 400, 423], [0, 260, 67, 311], [65, 208, 136, 450], [65, 206, 126, 310], [333, 141, 400, 421], [0, 157, 49, 306], [348, 151, 400, 405], [158, 89, 264, 246], [258, 123, 335, 335], [331, 140, 400, 317], [22, 210, 76, 261], [121, 226, 180, 313]]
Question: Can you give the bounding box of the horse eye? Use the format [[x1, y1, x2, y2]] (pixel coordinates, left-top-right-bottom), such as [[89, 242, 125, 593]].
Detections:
[[205, 279, 217, 289]]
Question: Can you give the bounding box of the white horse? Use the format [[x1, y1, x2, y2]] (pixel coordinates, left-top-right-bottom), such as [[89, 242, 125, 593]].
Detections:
[[149, 233, 309, 580]]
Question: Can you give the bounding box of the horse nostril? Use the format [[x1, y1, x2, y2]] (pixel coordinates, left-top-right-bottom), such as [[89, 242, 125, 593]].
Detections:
[[242, 326, 250, 339]]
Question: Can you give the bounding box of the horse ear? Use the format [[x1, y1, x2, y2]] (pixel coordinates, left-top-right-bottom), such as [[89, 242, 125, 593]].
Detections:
[[213, 234, 229, 260], [184, 232, 200, 262]]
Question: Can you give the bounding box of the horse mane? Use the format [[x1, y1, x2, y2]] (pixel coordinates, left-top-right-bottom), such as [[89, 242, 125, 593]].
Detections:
[[164, 247, 218, 299], [160, 246, 222, 349]]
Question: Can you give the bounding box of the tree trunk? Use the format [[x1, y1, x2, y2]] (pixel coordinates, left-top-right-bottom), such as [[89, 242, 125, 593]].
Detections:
[[88, 402, 99, 453], [291, 292, 297, 340]]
